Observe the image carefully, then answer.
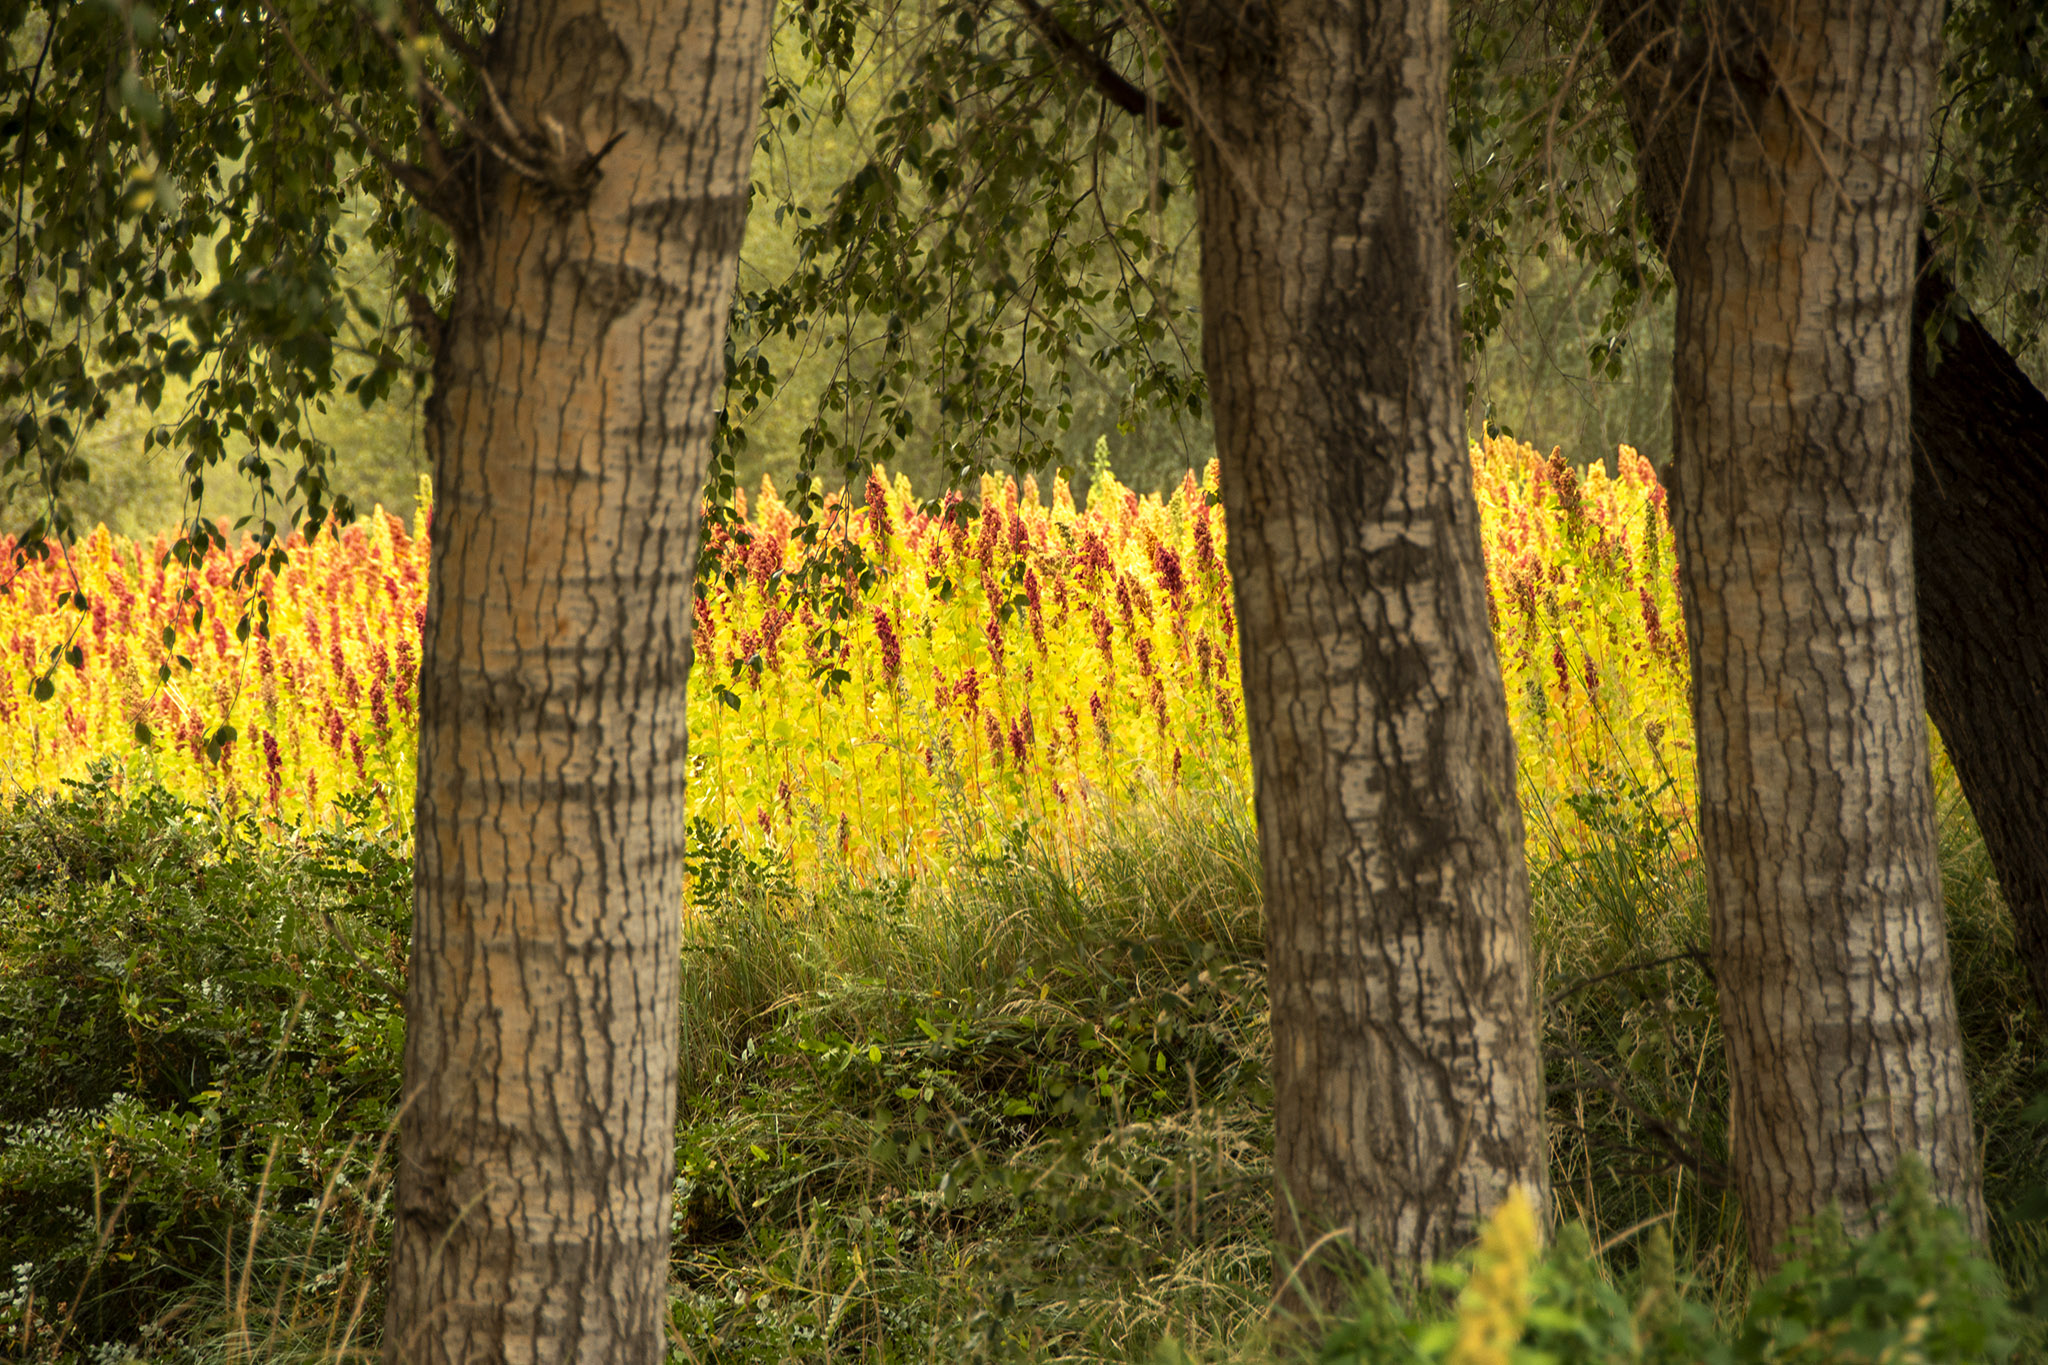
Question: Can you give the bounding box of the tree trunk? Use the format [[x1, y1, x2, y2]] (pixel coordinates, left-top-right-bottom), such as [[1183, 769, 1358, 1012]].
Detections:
[[1908, 264, 2048, 1024], [1179, 0, 1548, 1303], [1602, 0, 2048, 1029], [382, 4, 771, 1362], [1658, 0, 1985, 1266]]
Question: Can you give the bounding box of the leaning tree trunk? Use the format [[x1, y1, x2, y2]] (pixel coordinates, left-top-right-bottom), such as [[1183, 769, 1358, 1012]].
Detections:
[[382, 3, 772, 1363], [1601, 0, 2048, 1030], [1180, 0, 1548, 1305], [1659, 0, 1985, 1266], [1908, 263, 2048, 1023]]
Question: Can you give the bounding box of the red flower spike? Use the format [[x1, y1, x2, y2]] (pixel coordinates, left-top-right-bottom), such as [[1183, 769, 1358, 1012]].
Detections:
[[872, 608, 902, 680]]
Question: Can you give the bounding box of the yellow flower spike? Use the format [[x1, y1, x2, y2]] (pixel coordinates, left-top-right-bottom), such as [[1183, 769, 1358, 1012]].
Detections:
[[1447, 1187, 1541, 1365]]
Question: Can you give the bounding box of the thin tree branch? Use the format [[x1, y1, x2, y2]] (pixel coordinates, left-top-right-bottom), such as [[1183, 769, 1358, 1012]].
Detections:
[[1011, 0, 1183, 129], [350, 9, 555, 186], [1546, 1043, 1730, 1189], [1549, 946, 1712, 1007]]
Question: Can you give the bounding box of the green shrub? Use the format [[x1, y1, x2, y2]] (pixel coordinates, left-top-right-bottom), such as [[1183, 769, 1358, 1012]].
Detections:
[[0, 771, 407, 1357], [1302, 1162, 2019, 1365]]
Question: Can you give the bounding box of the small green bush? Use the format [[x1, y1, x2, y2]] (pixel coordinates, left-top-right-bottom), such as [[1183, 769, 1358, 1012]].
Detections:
[[0, 771, 407, 1357], [1301, 1163, 2018, 1365]]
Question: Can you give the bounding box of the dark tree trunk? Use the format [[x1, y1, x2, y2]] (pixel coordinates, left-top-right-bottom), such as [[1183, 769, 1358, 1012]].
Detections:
[[383, 3, 772, 1362], [1603, 0, 2048, 1027], [1908, 263, 2048, 1022], [1179, 0, 1549, 1307]]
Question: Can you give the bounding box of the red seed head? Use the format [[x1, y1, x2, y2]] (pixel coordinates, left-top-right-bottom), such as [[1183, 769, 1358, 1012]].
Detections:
[[760, 606, 793, 665], [1079, 530, 1112, 580], [1192, 505, 1216, 574], [1638, 586, 1668, 654], [1091, 607, 1114, 665], [1154, 545, 1186, 605], [864, 470, 893, 545], [871, 608, 902, 680], [747, 536, 781, 588], [693, 594, 715, 649], [984, 613, 1005, 674], [974, 506, 999, 567]]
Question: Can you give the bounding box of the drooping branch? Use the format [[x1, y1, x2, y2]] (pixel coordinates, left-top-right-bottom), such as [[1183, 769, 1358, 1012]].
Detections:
[[259, 0, 448, 206], [1012, 0, 1184, 129]]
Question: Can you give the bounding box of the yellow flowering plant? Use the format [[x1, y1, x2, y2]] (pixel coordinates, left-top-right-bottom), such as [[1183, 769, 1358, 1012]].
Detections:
[[0, 440, 1697, 891]]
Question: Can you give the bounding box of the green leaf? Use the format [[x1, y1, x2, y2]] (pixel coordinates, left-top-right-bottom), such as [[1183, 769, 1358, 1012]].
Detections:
[[118, 72, 164, 127]]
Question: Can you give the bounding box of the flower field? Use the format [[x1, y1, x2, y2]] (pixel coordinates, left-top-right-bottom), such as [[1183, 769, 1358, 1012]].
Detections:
[[0, 435, 1692, 885]]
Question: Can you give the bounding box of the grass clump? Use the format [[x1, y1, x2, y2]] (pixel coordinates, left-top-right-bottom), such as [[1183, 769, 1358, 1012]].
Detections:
[[667, 797, 1274, 1361]]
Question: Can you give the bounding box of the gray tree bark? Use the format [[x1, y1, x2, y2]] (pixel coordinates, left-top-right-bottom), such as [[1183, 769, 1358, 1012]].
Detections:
[[1178, 0, 1548, 1305], [1650, 0, 1987, 1266], [382, 3, 772, 1362]]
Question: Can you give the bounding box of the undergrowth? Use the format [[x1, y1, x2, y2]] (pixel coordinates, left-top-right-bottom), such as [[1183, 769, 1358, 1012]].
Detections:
[[2, 758, 2044, 1362]]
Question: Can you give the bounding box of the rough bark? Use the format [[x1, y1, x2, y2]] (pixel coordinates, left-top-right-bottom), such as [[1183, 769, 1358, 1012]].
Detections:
[[1654, 0, 1986, 1266], [382, 4, 771, 1363], [1179, 0, 1548, 1304], [1603, 0, 2048, 1028]]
